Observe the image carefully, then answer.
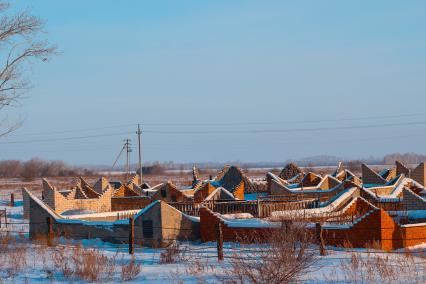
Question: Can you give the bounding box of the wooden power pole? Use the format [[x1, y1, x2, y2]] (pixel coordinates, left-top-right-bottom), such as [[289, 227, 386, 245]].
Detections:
[[124, 139, 132, 181], [136, 124, 143, 185]]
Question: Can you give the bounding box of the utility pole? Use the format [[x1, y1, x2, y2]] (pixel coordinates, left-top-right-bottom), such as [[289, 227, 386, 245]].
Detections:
[[124, 139, 132, 181], [136, 124, 143, 185]]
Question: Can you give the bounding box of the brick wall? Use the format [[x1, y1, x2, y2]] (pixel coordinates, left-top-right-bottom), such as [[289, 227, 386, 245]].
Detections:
[[22, 188, 30, 219], [53, 188, 113, 214], [42, 182, 113, 214], [319, 176, 341, 190], [194, 183, 217, 202], [200, 203, 426, 250], [233, 181, 245, 200], [111, 196, 152, 211], [27, 189, 200, 247], [199, 207, 277, 243], [151, 182, 190, 203], [301, 173, 322, 187], [402, 224, 426, 248], [402, 188, 426, 210], [411, 163, 426, 186], [396, 161, 410, 177], [342, 197, 375, 217], [269, 179, 353, 201], [27, 189, 128, 243], [362, 164, 386, 185]]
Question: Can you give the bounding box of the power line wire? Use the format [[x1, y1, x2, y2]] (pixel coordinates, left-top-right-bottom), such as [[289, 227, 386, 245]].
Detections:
[[143, 120, 426, 134], [1, 120, 426, 145], [8, 112, 426, 138], [139, 112, 426, 126], [0, 131, 133, 144], [12, 123, 135, 137]]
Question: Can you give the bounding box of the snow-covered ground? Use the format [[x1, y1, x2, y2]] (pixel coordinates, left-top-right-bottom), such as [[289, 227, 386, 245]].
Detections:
[[0, 195, 425, 283]]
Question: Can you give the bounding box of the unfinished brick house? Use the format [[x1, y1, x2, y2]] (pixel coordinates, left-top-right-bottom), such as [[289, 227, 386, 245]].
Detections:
[[150, 181, 193, 203], [22, 175, 153, 217], [363, 161, 426, 187], [190, 165, 252, 201], [41, 178, 113, 215], [201, 190, 426, 250], [111, 175, 152, 211], [144, 165, 252, 203], [21, 161, 426, 251], [408, 162, 426, 186], [332, 164, 361, 184], [266, 172, 352, 201], [25, 188, 199, 247]]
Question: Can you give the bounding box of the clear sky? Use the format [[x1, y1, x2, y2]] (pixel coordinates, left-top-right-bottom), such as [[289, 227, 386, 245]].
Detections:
[[1, 0, 426, 165]]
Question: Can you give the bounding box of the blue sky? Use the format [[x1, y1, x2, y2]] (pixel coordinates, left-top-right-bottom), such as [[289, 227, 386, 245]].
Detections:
[[1, 0, 426, 165]]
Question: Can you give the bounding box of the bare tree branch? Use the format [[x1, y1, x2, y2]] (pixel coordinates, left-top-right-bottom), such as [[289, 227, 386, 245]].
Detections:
[[0, 1, 56, 137], [0, 9, 43, 42], [0, 115, 22, 137]]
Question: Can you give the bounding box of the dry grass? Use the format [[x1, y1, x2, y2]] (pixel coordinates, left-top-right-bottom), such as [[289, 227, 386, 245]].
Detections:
[[51, 244, 73, 278], [71, 244, 117, 282], [219, 224, 316, 284], [0, 231, 13, 252], [173, 223, 316, 284], [0, 233, 28, 279], [0, 234, 124, 282], [183, 257, 216, 284], [324, 250, 426, 283], [121, 256, 142, 281], [160, 241, 188, 264]]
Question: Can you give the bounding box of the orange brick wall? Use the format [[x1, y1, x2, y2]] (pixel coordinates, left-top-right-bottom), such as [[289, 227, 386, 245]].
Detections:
[[403, 225, 426, 247], [200, 208, 278, 242], [233, 181, 245, 200], [111, 197, 152, 211], [343, 198, 375, 217], [200, 206, 426, 250], [194, 183, 217, 203], [321, 209, 382, 249]]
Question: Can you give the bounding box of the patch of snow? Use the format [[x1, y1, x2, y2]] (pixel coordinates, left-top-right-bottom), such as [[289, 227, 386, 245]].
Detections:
[[400, 222, 426, 228], [62, 209, 140, 219], [224, 218, 281, 228], [0, 196, 425, 283], [60, 209, 96, 216], [222, 213, 254, 220], [271, 187, 357, 218], [406, 242, 426, 250]]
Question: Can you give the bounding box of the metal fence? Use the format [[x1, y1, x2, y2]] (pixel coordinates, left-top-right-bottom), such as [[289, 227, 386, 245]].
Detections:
[[168, 199, 320, 218]]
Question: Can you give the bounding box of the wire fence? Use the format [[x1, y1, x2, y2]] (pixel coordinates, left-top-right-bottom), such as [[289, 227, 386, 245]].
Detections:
[[0, 194, 425, 261], [0, 221, 426, 255]]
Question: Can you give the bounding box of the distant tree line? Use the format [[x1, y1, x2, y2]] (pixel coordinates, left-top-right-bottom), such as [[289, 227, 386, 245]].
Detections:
[[0, 158, 93, 178], [382, 153, 426, 165], [138, 163, 166, 175]]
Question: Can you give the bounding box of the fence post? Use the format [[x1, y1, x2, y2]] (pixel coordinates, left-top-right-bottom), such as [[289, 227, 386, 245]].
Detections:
[[216, 223, 224, 261], [47, 217, 53, 247], [10, 193, 14, 207], [257, 199, 261, 218], [316, 222, 326, 256], [129, 217, 134, 255]]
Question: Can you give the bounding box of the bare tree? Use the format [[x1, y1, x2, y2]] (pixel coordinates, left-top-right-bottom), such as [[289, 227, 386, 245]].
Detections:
[[221, 223, 317, 284], [0, 2, 56, 136]]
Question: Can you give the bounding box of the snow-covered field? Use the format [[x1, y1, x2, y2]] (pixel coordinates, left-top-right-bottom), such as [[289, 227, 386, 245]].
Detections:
[[0, 195, 425, 283]]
